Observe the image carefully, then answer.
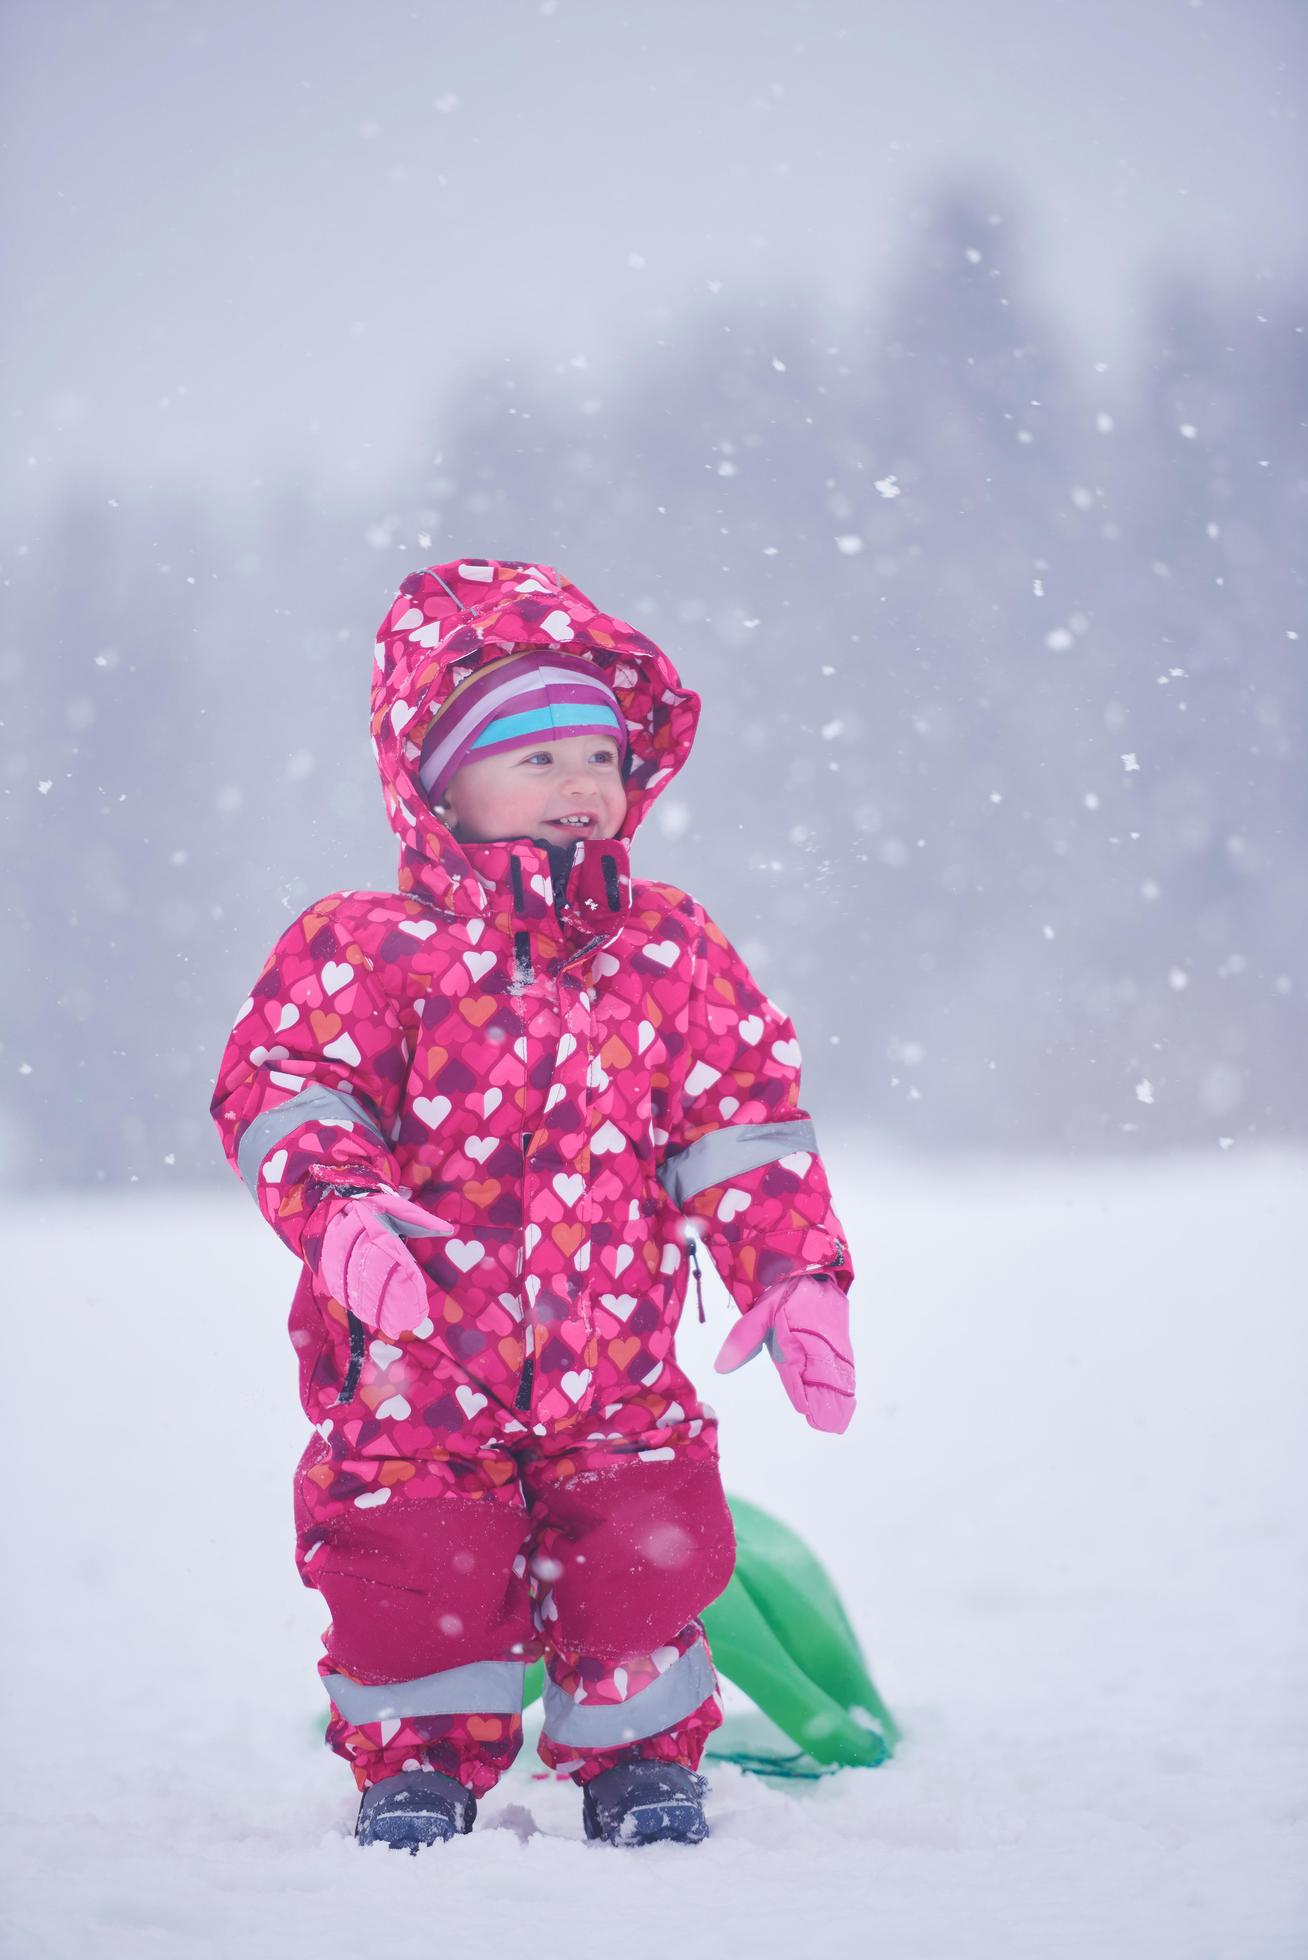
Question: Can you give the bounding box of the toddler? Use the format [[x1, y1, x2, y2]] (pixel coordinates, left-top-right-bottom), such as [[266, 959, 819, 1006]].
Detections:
[[211, 557, 856, 1850]]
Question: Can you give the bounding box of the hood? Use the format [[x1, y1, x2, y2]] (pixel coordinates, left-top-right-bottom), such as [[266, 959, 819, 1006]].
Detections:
[[371, 557, 700, 913]]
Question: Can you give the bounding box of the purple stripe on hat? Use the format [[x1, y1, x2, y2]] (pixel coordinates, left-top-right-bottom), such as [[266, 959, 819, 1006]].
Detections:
[[418, 654, 628, 803]]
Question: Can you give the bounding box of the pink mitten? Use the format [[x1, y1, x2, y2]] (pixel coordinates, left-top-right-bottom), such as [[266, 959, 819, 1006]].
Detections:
[[714, 1273, 856, 1434], [314, 1191, 452, 1340]]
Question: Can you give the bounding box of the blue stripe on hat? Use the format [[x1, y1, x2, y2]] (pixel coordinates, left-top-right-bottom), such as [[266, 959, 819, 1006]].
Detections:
[[469, 702, 623, 750]]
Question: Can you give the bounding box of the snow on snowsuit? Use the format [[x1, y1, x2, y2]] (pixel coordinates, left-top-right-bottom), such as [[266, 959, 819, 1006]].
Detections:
[[210, 558, 854, 1794]]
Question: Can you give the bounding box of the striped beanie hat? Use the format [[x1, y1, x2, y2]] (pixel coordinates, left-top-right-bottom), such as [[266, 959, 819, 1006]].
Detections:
[[418, 652, 629, 807]]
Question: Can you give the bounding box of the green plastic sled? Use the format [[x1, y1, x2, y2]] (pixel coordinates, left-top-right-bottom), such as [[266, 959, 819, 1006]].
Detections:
[[523, 1492, 898, 1780], [700, 1493, 898, 1775]]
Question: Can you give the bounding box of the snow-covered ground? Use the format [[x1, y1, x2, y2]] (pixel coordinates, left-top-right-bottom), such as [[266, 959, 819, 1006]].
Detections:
[[4, 1146, 1305, 1959]]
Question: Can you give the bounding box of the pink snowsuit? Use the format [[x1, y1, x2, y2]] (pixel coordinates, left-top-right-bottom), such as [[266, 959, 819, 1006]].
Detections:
[[211, 558, 854, 1795]]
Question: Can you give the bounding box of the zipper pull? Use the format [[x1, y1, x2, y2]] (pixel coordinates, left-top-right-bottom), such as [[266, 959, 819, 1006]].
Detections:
[[688, 1236, 706, 1323]]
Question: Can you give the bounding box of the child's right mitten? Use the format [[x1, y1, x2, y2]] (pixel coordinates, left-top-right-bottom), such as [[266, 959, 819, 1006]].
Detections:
[[714, 1272, 856, 1434], [313, 1190, 451, 1340]]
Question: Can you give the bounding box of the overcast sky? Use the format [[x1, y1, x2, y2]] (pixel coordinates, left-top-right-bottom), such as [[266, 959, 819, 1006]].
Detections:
[[3, 0, 1303, 506]]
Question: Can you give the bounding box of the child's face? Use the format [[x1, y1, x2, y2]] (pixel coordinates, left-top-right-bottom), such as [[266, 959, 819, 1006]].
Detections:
[[441, 732, 627, 845]]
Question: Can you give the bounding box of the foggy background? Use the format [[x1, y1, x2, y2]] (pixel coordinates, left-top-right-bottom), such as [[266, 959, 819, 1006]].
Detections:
[[3, 0, 1305, 1186]]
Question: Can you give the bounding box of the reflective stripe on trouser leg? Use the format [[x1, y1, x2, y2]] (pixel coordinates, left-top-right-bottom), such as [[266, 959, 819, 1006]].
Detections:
[[323, 1664, 527, 1801], [541, 1639, 716, 1749], [324, 1660, 526, 1724]]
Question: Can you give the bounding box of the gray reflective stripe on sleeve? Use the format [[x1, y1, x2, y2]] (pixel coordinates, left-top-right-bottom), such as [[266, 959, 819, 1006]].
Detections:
[[540, 1639, 716, 1749], [658, 1118, 817, 1208], [236, 1084, 388, 1191], [324, 1660, 527, 1724]]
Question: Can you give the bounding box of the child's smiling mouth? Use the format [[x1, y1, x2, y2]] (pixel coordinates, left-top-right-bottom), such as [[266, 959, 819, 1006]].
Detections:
[[543, 813, 599, 832]]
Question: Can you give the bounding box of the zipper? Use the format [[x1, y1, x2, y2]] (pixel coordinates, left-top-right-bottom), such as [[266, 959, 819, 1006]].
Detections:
[[515, 1347, 535, 1412], [516, 1128, 535, 1412], [337, 1311, 366, 1404], [512, 908, 616, 1411], [559, 930, 614, 976]]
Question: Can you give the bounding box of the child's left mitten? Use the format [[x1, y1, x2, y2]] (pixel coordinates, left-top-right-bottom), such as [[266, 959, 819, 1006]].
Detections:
[[314, 1190, 451, 1340], [714, 1273, 856, 1434]]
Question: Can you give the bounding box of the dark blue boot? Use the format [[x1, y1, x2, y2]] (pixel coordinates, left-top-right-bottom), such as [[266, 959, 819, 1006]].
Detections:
[[581, 1762, 709, 1846], [355, 1769, 476, 1852]]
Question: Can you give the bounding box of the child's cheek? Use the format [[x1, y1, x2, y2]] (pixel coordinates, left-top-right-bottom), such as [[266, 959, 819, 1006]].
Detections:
[[605, 788, 628, 835]]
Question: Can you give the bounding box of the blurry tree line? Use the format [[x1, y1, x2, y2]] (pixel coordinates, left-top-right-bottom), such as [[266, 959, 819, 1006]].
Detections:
[[5, 184, 1305, 1186]]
